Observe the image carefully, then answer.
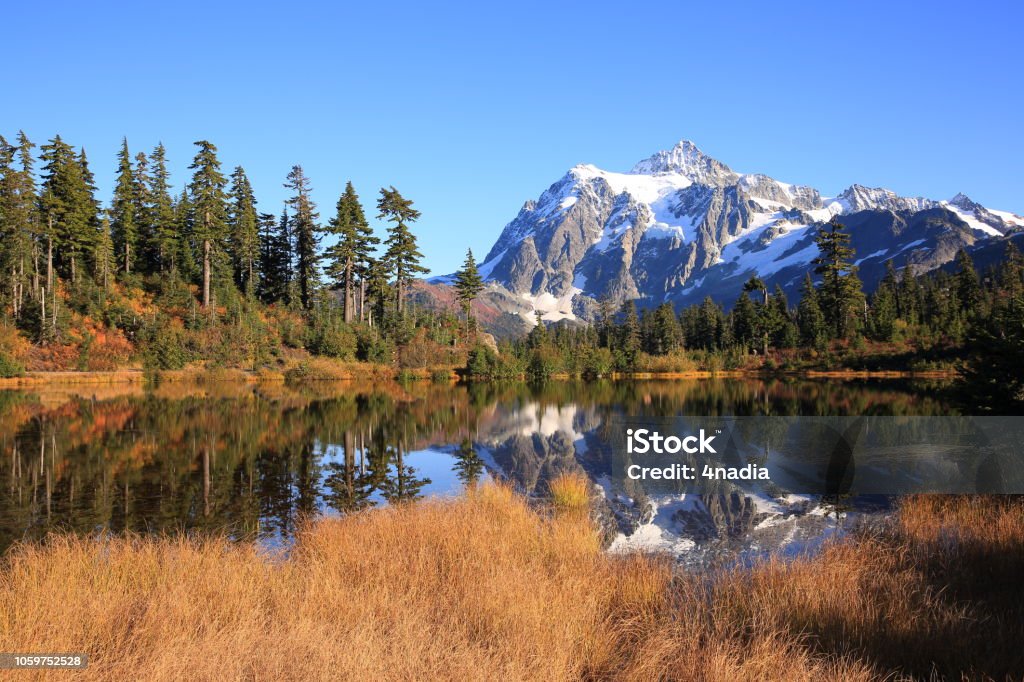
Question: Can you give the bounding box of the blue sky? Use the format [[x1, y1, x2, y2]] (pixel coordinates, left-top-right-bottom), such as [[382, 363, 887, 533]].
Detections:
[[5, 0, 1022, 275]]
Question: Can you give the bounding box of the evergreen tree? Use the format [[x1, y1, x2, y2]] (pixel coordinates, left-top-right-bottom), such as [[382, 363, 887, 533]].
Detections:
[[131, 151, 154, 273], [378, 186, 426, 315], [110, 138, 138, 274], [869, 261, 900, 341], [38, 136, 96, 285], [732, 292, 757, 351], [651, 302, 682, 354], [453, 248, 484, 332], [797, 273, 827, 349], [228, 166, 259, 297], [899, 265, 922, 325], [258, 209, 292, 304], [770, 285, 796, 348], [0, 133, 37, 318], [954, 249, 982, 318], [147, 143, 177, 273], [187, 140, 229, 309], [284, 165, 321, 310], [527, 310, 548, 348], [812, 218, 864, 338], [93, 211, 116, 291], [325, 181, 374, 321], [619, 300, 641, 366]]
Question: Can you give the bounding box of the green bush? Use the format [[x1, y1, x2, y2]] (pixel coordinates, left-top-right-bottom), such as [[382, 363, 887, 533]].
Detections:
[[0, 351, 25, 378], [308, 321, 357, 360], [142, 316, 191, 370], [527, 346, 561, 380]]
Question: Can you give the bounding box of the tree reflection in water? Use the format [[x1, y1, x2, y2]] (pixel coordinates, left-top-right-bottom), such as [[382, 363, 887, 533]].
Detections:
[[0, 378, 956, 552]]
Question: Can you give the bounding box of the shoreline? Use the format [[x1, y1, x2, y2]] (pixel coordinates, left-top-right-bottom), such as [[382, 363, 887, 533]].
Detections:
[[0, 366, 959, 389]]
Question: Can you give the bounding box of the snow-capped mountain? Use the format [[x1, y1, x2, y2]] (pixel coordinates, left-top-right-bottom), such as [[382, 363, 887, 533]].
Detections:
[[472, 140, 1024, 325]]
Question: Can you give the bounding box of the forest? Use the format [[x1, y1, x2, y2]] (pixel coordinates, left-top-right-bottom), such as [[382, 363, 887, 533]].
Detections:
[[0, 132, 484, 376]]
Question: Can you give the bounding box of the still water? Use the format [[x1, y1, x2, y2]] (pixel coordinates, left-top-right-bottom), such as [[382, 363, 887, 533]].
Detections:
[[0, 378, 957, 558]]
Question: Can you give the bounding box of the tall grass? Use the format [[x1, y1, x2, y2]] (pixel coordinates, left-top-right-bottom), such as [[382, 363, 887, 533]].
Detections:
[[0, 490, 1020, 680]]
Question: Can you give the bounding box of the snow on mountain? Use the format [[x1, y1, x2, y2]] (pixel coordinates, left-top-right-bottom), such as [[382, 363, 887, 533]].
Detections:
[[471, 140, 1022, 324]]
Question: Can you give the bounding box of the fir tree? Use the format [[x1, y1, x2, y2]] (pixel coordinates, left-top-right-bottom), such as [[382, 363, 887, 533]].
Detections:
[[284, 165, 321, 310], [0, 133, 37, 318], [797, 273, 827, 349], [148, 143, 177, 273], [954, 249, 982, 318], [131, 151, 153, 273], [258, 210, 292, 304], [732, 291, 757, 351], [110, 138, 138, 275], [39, 136, 97, 285], [619, 300, 641, 366], [325, 181, 374, 322], [869, 261, 900, 341], [94, 211, 116, 291], [187, 140, 228, 309], [453, 248, 484, 332], [812, 218, 864, 338], [378, 186, 426, 315], [228, 166, 259, 297]]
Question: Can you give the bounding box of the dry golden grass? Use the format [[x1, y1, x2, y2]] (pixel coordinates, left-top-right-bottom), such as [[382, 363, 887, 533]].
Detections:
[[547, 471, 592, 513], [0, 490, 1021, 680]]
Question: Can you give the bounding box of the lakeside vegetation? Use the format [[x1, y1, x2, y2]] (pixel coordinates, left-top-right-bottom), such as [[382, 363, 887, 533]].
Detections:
[[2, 133, 1022, 412], [0, 483, 1020, 681]]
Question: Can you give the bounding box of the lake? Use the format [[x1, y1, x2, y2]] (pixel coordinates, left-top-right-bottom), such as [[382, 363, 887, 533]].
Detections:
[[0, 378, 960, 563]]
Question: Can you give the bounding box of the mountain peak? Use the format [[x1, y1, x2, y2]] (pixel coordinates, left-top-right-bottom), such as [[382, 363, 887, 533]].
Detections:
[[949, 192, 978, 210], [630, 140, 737, 185]]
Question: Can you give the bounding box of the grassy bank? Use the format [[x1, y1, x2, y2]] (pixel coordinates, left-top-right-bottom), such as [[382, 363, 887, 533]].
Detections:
[[0, 486, 1020, 680]]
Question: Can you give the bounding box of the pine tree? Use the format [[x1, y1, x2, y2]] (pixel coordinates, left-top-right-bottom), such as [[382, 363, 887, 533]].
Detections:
[[187, 140, 228, 309], [812, 218, 864, 338], [284, 165, 321, 310], [453, 248, 484, 333], [111, 138, 138, 275], [131, 151, 153, 274], [378, 186, 426, 315], [228, 167, 259, 297]]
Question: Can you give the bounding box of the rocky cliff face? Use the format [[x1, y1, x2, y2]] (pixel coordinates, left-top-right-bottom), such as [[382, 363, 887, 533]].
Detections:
[[462, 140, 1024, 325]]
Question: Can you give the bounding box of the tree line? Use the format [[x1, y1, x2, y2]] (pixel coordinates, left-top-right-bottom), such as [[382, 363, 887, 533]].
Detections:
[[471, 218, 1024, 408], [0, 132, 496, 372]]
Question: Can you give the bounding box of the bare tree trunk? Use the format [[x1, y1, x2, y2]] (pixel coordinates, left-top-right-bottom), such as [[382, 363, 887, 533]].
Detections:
[[46, 230, 53, 293], [202, 239, 211, 308], [343, 258, 353, 323], [359, 277, 366, 323]]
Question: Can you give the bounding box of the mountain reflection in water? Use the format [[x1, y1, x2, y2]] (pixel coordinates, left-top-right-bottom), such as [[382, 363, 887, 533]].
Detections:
[[0, 379, 957, 560]]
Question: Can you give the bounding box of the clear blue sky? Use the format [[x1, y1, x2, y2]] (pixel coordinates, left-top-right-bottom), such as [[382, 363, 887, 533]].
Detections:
[[5, 0, 1022, 275]]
